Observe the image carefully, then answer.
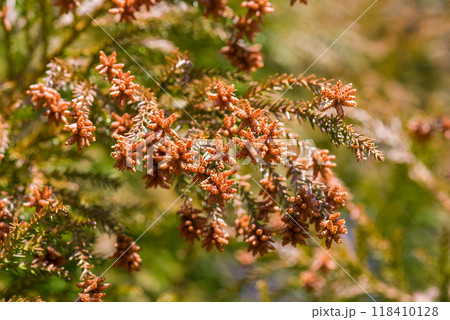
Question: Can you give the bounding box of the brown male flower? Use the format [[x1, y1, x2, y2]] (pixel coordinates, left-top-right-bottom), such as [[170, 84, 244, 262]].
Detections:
[[321, 80, 357, 118], [235, 129, 267, 164], [110, 112, 135, 135], [311, 149, 336, 180], [32, 247, 67, 276], [234, 214, 251, 236], [143, 144, 172, 188], [235, 123, 284, 165], [259, 175, 285, 199], [64, 101, 96, 152], [202, 218, 229, 252], [148, 109, 178, 138], [244, 223, 275, 256], [76, 274, 111, 302], [27, 83, 72, 126], [326, 185, 347, 211], [24, 186, 55, 212], [109, 0, 137, 23], [96, 51, 125, 82], [234, 17, 262, 43], [187, 155, 210, 183], [281, 187, 321, 247], [286, 187, 320, 219], [206, 81, 239, 112], [241, 0, 274, 22], [109, 233, 142, 272], [221, 40, 264, 73], [110, 70, 139, 107], [259, 119, 286, 163], [256, 200, 279, 222], [317, 212, 348, 249], [204, 134, 237, 169], [200, 169, 237, 207], [220, 113, 238, 137], [26, 84, 60, 109], [177, 203, 207, 244], [235, 99, 266, 133], [111, 135, 138, 172], [158, 139, 197, 176], [280, 213, 310, 247], [44, 99, 70, 126], [142, 170, 171, 189], [200, 0, 229, 21]]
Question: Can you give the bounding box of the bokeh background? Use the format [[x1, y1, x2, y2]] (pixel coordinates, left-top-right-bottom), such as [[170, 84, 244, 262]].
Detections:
[[0, 0, 449, 301]]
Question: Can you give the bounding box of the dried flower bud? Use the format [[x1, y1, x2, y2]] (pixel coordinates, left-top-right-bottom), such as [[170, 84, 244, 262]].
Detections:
[[311, 149, 336, 180], [321, 80, 357, 118], [32, 247, 67, 276], [96, 51, 125, 82], [206, 81, 239, 112], [199, 169, 237, 207], [326, 184, 347, 210], [287, 187, 320, 219], [241, 0, 274, 22], [109, 233, 142, 272], [280, 213, 310, 247], [109, 0, 137, 23], [244, 223, 275, 256], [235, 99, 265, 133], [200, 0, 229, 21], [234, 214, 251, 236], [234, 17, 261, 43], [110, 70, 139, 107], [26, 84, 60, 110], [202, 218, 229, 252], [24, 186, 55, 212], [177, 203, 207, 244], [317, 212, 347, 249], [221, 40, 264, 73], [63, 100, 96, 152], [76, 274, 111, 302], [54, 0, 80, 15], [44, 99, 70, 126]]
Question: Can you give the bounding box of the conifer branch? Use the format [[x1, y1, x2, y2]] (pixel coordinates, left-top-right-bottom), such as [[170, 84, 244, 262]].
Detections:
[[253, 97, 384, 162]]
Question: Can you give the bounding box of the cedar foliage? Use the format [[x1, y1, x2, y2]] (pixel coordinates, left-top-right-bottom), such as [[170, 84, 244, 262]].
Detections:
[[0, 0, 448, 302]]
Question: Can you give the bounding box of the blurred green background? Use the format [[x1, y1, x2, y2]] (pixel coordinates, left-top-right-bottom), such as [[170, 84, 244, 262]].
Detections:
[[0, 0, 449, 301]]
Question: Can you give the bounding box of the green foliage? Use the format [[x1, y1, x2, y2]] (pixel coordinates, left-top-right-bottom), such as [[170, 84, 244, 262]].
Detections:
[[0, 0, 448, 303]]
